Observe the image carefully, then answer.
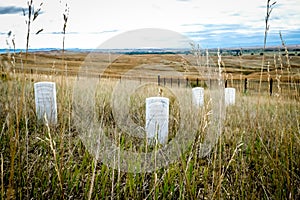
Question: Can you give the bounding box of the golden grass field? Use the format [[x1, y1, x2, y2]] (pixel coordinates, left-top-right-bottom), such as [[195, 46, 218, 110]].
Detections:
[[0, 49, 299, 199], [2, 50, 299, 99], [1, 50, 300, 81]]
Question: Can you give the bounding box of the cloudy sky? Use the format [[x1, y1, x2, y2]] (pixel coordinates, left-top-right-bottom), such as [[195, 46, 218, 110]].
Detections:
[[0, 0, 299, 49]]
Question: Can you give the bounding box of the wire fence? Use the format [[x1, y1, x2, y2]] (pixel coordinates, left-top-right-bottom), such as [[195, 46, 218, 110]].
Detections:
[[2, 66, 300, 98]]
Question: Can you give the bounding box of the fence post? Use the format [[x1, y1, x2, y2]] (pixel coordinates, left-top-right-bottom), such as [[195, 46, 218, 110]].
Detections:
[[178, 78, 180, 87], [244, 78, 248, 93], [186, 78, 189, 87], [196, 78, 199, 86], [158, 74, 160, 86], [270, 78, 273, 96], [225, 80, 228, 88]]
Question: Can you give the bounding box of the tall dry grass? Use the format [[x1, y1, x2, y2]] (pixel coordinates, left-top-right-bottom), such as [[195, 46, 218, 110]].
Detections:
[[0, 53, 299, 199], [0, 0, 299, 199]]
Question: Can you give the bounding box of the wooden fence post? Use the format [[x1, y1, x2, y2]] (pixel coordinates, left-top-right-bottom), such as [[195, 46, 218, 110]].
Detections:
[[244, 78, 248, 93], [158, 75, 160, 86], [270, 78, 273, 96]]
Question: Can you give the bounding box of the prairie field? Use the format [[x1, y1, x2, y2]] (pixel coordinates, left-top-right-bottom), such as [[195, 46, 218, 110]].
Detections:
[[0, 50, 300, 199]]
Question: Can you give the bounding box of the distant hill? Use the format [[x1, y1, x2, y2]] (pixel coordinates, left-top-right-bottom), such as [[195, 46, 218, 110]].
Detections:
[[1, 44, 299, 55]]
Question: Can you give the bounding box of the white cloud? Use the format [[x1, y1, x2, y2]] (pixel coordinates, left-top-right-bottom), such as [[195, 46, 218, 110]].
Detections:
[[0, 0, 299, 49]]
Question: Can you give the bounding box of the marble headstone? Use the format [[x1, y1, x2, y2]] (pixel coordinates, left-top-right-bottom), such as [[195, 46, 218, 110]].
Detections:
[[145, 97, 169, 145], [34, 82, 57, 124], [192, 87, 204, 107], [225, 88, 236, 106]]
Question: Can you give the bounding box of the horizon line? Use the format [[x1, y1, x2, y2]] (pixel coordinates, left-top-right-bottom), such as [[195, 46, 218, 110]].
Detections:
[[1, 44, 300, 54]]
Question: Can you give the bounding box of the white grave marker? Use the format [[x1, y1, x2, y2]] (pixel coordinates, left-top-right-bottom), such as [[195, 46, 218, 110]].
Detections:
[[145, 97, 169, 145], [34, 82, 57, 124], [225, 88, 236, 106], [192, 87, 204, 107]]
